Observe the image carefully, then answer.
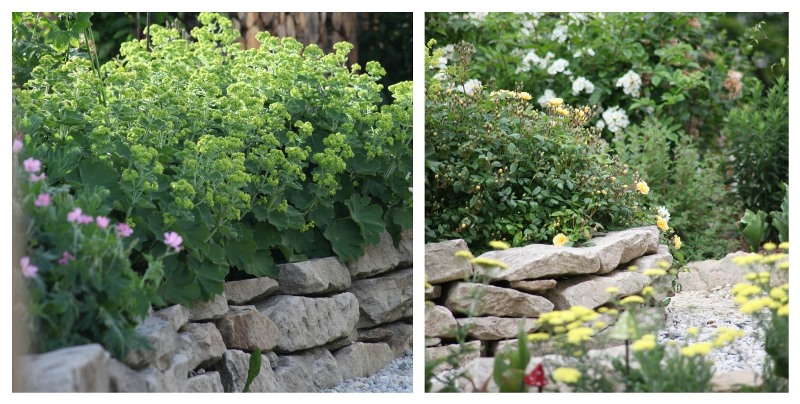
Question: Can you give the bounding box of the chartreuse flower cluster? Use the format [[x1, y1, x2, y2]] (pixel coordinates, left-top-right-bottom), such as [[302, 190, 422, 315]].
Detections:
[[731, 243, 789, 316]]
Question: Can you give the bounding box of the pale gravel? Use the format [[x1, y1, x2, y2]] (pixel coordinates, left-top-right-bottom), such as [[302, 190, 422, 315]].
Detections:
[[321, 350, 413, 393]]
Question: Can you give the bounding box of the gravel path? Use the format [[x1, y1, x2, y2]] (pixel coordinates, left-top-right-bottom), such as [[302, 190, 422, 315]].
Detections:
[[321, 350, 413, 393], [660, 286, 765, 374]]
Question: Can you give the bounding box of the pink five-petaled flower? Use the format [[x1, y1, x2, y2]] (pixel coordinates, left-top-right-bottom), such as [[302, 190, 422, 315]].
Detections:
[[96, 216, 110, 229], [20, 256, 38, 278], [58, 251, 76, 265], [29, 173, 47, 182], [23, 157, 41, 173], [116, 223, 133, 238], [77, 214, 94, 225], [13, 136, 23, 154], [163, 232, 183, 252], [34, 193, 51, 207], [67, 207, 84, 223]]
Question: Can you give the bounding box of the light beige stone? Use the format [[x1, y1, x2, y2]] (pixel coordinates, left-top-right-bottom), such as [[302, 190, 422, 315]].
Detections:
[[187, 293, 229, 321], [22, 344, 110, 392], [425, 239, 473, 284], [178, 322, 227, 370], [425, 305, 458, 338], [223, 277, 279, 305], [425, 341, 481, 373], [277, 257, 351, 295], [215, 305, 280, 351], [508, 279, 557, 293], [333, 342, 394, 381], [456, 317, 539, 340], [544, 270, 655, 310], [349, 268, 413, 328], [346, 230, 401, 279], [443, 282, 554, 317]]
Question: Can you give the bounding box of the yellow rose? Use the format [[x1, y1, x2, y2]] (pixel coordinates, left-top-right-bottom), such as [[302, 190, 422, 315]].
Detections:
[[548, 97, 564, 107], [636, 181, 650, 195], [656, 216, 669, 232], [553, 233, 569, 246], [673, 235, 682, 249], [518, 91, 532, 100]]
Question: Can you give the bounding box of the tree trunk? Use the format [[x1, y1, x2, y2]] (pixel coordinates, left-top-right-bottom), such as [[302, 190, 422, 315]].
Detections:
[[232, 12, 360, 64]]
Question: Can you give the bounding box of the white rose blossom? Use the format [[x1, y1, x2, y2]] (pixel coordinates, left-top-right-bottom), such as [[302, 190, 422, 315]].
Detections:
[[537, 89, 557, 107], [550, 23, 569, 43], [547, 58, 569, 75], [657, 206, 671, 222], [572, 77, 595, 95], [456, 79, 483, 95], [601, 106, 630, 133], [616, 70, 642, 97]]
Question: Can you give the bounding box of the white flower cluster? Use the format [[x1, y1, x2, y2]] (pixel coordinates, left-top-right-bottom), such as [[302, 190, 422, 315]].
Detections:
[[537, 89, 557, 107], [572, 76, 595, 95], [601, 106, 629, 133], [550, 23, 569, 43], [616, 70, 642, 97], [547, 58, 569, 75], [465, 12, 488, 23], [456, 79, 483, 95], [657, 206, 671, 222], [515, 50, 554, 73], [432, 45, 455, 81], [568, 12, 588, 23], [573, 47, 596, 58]]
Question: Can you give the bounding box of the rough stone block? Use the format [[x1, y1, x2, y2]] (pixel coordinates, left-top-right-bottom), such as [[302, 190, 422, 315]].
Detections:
[[277, 257, 351, 295], [179, 322, 227, 370], [186, 371, 224, 393], [123, 316, 180, 371], [333, 342, 394, 381], [215, 305, 280, 351], [425, 304, 458, 338], [349, 268, 413, 328], [346, 230, 402, 279], [425, 239, 473, 284], [153, 304, 190, 332], [223, 277, 279, 305], [425, 341, 481, 373], [22, 344, 110, 392], [217, 350, 281, 392], [256, 293, 359, 352], [444, 282, 554, 317], [187, 293, 229, 321], [274, 347, 343, 392], [397, 228, 413, 267], [456, 317, 539, 340]]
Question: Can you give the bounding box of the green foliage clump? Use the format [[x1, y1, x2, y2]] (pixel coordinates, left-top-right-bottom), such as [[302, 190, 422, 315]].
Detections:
[[725, 76, 788, 215], [426, 12, 760, 152], [614, 117, 739, 260], [13, 12, 412, 307], [425, 42, 645, 250]]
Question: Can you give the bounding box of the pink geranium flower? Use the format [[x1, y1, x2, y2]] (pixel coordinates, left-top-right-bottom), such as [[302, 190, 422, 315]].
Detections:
[[29, 173, 46, 182], [23, 157, 41, 173], [116, 223, 133, 238], [34, 193, 51, 207], [13, 137, 23, 154], [77, 214, 94, 225], [58, 251, 76, 265], [163, 231, 183, 252], [96, 216, 110, 229], [20, 256, 38, 278], [67, 207, 83, 223]]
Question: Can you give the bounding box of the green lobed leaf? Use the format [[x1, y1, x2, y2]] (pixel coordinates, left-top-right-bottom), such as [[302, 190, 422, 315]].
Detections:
[[323, 218, 365, 263], [345, 194, 385, 246]]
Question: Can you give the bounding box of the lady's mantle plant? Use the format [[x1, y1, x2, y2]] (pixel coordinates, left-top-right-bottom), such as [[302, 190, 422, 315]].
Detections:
[[13, 12, 412, 306]]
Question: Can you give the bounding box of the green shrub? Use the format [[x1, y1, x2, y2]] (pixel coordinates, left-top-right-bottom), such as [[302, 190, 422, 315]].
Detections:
[[13, 12, 412, 306], [614, 117, 739, 260], [425, 42, 646, 251], [426, 12, 759, 152], [725, 76, 788, 215], [13, 150, 162, 359]]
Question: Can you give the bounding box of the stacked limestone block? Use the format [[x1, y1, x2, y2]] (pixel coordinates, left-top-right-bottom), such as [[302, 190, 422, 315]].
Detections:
[[21, 230, 412, 393], [424, 226, 672, 369]]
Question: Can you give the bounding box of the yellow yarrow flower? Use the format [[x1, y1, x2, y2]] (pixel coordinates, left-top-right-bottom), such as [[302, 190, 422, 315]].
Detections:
[[733, 253, 762, 266], [687, 327, 699, 336], [673, 235, 682, 249], [643, 268, 667, 277], [593, 321, 606, 329], [528, 332, 550, 341], [606, 308, 619, 316], [657, 261, 671, 269], [761, 253, 786, 264], [470, 257, 508, 269], [763, 242, 777, 251], [636, 181, 650, 195], [778, 261, 789, 270], [681, 342, 713, 357], [656, 216, 669, 232], [627, 265, 639, 272], [566, 327, 594, 345], [605, 287, 620, 295], [641, 286, 654, 296], [769, 287, 788, 303], [597, 307, 608, 313], [714, 327, 745, 347], [619, 295, 645, 305], [631, 334, 657, 352], [570, 306, 598, 321], [488, 240, 511, 250], [553, 367, 581, 384], [778, 241, 789, 250], [553, 233, 569, 246], [778, 304, 788, 316], [454, 250, 475, 260], [553, 325, 566, 334], [739, 296, 773, 314], [518, 91, 532, 101]]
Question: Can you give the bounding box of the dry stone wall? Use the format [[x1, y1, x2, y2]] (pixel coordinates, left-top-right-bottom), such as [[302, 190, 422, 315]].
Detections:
[[21, 230, 412, 393], [425, 226, 672, 366]]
